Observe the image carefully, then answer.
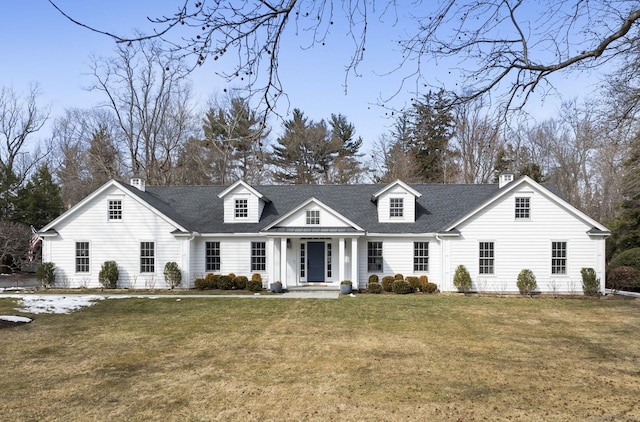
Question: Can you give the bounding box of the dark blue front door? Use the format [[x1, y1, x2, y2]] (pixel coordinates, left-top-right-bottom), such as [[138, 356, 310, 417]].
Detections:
[[307, 242, 325, 282]]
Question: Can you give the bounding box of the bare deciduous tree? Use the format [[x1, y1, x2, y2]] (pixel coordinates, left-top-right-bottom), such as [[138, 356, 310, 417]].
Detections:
[[50, 1, 640, 113], [89, 38, 197, 185], [453, 100, 502, 184]]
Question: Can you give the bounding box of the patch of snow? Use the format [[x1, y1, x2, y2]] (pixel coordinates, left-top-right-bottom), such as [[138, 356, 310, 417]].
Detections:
[[0, 315, 32, 323], [2, 294, 106, 315]]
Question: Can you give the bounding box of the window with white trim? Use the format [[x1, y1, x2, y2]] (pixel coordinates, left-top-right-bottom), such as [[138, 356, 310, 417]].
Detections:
[[515, 197, 530, 219], [108, 199, 122, 220], [414, 242, 429, 272], [390, 198, 404, 218], [306, 210, 320, 225], [479, 242, 494, 275], [235, 199, 248, 218], [251, 241, 266, 271], [552, 241, 567, 274], [75, 242, 90, 273], [140, 242, 155, 273], [368, 241, 383, 272], [205, 241, 220, 272]]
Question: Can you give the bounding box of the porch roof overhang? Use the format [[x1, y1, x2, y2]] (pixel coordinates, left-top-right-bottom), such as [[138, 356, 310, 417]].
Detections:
[[262, 226, 364, 236]]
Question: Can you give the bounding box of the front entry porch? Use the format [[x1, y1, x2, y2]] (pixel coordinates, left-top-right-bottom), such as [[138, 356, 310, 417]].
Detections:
[[266, 235, 361, 290]]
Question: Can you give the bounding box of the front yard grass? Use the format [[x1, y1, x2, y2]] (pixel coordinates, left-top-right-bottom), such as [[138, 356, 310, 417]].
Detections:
[[0, 294, 638, 421]]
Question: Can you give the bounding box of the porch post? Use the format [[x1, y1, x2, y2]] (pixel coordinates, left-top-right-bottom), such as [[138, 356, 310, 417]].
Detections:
[[338, 237, 345, 283], [280, 237, 288, 288], [266, 238, 275, 287], [351, 237, 358, 290]]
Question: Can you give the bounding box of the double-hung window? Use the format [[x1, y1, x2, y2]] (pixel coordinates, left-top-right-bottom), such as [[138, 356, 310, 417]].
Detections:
[[515, 197, 530, 219], [75, 242, 90, 273], [235, 199, 248, 219], [205, 241, 221, 272], [414, 242, 429, 272], [251, 241, 266, 271], [368, 241, 383, 272], [108, 199, 122, 220], [479, 242, 494, 275], [552, 241, 567, 274], [390, 198, 404, 218], [140, 242, 155, 273]]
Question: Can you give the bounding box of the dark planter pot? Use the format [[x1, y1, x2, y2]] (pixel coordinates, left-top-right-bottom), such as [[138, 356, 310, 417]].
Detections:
[[270, 283, 283, 293], [340, 283, 352, 294]]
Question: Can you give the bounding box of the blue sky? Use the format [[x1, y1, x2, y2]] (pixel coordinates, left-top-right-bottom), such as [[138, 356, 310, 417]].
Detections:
[[2, 1, 601, 155]]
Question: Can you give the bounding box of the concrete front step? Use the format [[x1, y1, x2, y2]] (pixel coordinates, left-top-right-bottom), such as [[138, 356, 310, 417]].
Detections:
[[287, 284, 340, 292]]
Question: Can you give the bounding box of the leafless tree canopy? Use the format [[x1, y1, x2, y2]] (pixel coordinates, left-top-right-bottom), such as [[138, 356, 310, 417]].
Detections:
[[50, 1, 640, 111]]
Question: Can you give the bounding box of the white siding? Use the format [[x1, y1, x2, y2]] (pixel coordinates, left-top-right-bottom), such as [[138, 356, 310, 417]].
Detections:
[[278, 206, 350, 227], [222, 193, 263, 223], [448, 187, 605, 293], [189, 236, 270, 285], [357, 236, 440, 289], [43, 185, 182, 288], [377, 186, 416, 223]]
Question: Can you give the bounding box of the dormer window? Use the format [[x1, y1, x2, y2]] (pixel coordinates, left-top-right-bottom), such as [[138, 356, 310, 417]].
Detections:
[[108, 199, 122, 220], [390, 198, 404, 218], [306, 210, 320, 225], [235, 199, 248, 219], [515, 197, 530, 219]]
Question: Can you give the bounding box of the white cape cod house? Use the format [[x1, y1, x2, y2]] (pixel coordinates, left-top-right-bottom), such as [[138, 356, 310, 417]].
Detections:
[[39, 175, 610, 293]]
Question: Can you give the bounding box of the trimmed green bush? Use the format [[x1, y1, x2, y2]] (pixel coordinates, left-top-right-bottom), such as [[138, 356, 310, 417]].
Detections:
[[392, 279, 413, 294], [381, 276, 395, 292], [581, 267, 600, 296], [234, 275, 248, 290], [453, 265, 472, 294], [368, 281, 383, 294], [368, 274, 379, 284], [406, 276, 420, 291], [247, 279, 263, 292], [205, 273, 220, 289], [36, 262, 56, 288], [99, 261, 119, 289], [421, 281, 438, 294], [194, 278, 207, 290], [164, 261, 182, 289], [219, 275, 233, 290], [608, 247, 640, 271], [517, 269, 537, 297], [606, 266, 640, 291]]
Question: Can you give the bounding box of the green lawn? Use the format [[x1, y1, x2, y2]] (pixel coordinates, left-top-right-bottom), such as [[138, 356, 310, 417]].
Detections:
[[1, 294, 638, 421]]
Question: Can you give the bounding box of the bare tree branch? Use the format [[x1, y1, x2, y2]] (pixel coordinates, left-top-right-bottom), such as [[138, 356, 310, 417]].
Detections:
[[49, 1, 640, 113]]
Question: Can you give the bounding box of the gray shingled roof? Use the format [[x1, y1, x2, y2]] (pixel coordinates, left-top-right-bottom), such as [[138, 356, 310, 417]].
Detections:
[[122, 183, 502, 234]]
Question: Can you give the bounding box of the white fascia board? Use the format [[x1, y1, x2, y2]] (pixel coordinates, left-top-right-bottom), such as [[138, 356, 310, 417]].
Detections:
[[217, 180, 264, 199], [40, 179, 119, 232], [262, 197, 365, 232], [40, 179, 189, 234], [365, 232, 439, 238], [444, 176, 609, 232], [199, 232, 267, 238], [372, 180, 422, 200]]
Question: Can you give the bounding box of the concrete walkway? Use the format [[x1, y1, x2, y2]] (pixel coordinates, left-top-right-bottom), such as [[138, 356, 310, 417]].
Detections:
[[605, 289, 640, 298]]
